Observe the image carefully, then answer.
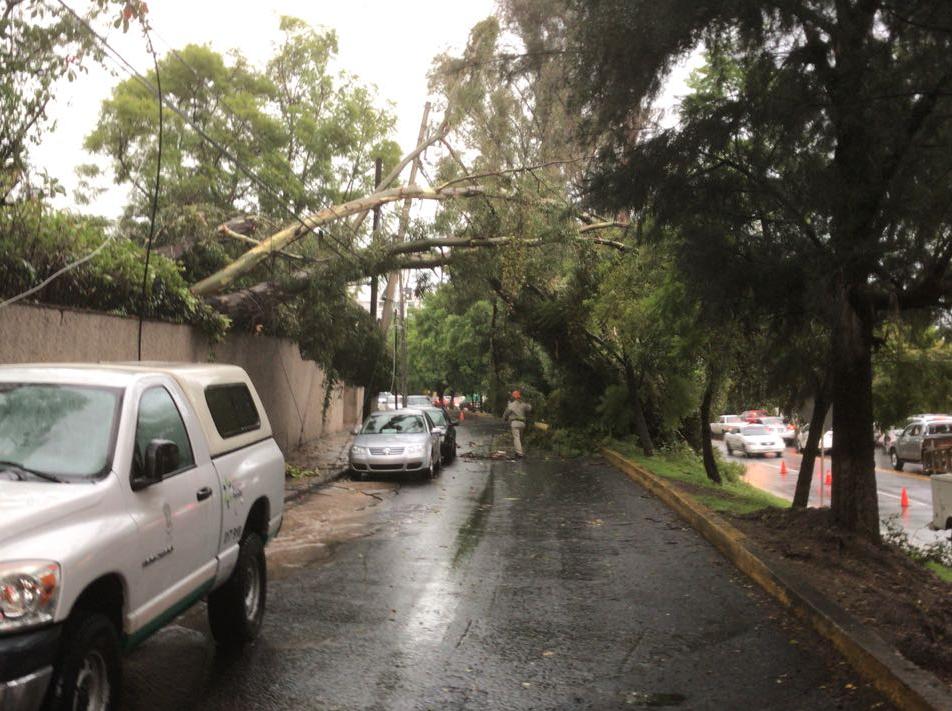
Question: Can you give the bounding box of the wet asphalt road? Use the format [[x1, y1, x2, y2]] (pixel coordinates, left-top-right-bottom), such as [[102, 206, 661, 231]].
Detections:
[[123, 419, 889, 710]]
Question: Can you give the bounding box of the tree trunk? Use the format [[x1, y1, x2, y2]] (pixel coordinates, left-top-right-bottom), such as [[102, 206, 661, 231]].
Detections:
[[623, 358, 654, 456], [830, 287, 880, 540], [792, 376, 830, 508], [699, 368, 721, 484], [489, 298, 502, 415]]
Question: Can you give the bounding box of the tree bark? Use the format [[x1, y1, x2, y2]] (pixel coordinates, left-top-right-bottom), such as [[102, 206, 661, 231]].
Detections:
[[190, 184, 486, 296], [792, 375, 830, 508], [830, 286, 880, 540], [623, 357, 654, 456], [699, 367, 721, 483]]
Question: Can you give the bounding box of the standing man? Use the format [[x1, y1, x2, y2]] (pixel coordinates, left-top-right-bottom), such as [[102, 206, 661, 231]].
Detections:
[[503, 390, 532, 458]]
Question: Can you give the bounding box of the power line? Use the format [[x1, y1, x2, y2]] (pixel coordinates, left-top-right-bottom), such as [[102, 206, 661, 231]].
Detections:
[[54, 0, 364, 269]]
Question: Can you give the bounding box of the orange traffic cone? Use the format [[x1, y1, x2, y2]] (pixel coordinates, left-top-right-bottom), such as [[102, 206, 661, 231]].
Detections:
[[780, 460, 788, 476], [459, 409, 465, 422], [901, 487, 909, 508], [825, 470, 832, 485]]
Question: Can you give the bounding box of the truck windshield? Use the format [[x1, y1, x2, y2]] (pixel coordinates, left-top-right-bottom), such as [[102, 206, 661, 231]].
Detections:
[[0, 384, 120, 480]]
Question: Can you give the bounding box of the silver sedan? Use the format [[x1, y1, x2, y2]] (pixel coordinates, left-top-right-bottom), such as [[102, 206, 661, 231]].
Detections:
[[349, 409, 444, 480]]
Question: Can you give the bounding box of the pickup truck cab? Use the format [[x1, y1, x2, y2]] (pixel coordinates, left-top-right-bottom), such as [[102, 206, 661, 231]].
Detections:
[[890, 417, 952, 473], [0, 363, 285, 711]]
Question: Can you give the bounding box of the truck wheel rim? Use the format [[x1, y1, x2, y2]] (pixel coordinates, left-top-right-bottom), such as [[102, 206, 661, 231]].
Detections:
[[74, 649, 110, 711], [244, 557, 261, 621]]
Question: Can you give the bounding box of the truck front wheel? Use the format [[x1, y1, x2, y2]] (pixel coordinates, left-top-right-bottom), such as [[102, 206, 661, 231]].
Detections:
[[208, 532, 266, 649], [49, 612, 120, 711]]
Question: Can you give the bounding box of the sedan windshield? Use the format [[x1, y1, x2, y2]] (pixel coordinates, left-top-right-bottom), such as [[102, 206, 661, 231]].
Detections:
[[423, 408, 448, 427], [742, 426, 769, 436], [0, 383, 120, 480], [362, 414, 426, 434]]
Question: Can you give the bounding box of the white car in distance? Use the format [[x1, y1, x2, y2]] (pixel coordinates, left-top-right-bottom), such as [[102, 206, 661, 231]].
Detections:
[[725, 425, 786, 458], [795, 423, 833, 453], [710, 415, 743, 437]]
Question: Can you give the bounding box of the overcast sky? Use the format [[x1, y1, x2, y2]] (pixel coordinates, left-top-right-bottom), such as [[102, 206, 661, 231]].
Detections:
[[34, 0, 498, 217]]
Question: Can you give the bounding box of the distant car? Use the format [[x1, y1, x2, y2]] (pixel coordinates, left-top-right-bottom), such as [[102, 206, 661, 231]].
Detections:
[[406, 395, 432, 409], [739, 409, 769, 423], [890, 418, 952, 473], [350, 409, 443, 481], [756, 416, 796, 444], [795, 424, 833, 453], [725, 425, 785, 457], [710, 415, 743, 437], [422, 406, 458, 462]]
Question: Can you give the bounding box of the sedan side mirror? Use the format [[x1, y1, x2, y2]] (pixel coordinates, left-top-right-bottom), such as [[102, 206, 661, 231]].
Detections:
[[432, 426, 446, 436], [352, 426, 362, 435], [132, 439, 179, 491]]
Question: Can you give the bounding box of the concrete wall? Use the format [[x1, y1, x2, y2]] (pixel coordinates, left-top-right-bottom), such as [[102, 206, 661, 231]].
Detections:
[[0, 302, 363, 453]]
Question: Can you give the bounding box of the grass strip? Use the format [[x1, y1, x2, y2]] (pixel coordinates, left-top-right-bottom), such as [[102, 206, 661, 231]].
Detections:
[[610, 439, 789, 515]]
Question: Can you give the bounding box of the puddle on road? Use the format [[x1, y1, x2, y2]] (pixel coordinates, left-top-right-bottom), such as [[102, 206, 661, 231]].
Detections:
[[624, 691, 687, 707], [452, 469, 495, 568]]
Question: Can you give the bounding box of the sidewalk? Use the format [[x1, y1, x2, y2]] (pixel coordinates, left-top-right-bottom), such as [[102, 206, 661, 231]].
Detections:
[[284, 429, 355, 503]]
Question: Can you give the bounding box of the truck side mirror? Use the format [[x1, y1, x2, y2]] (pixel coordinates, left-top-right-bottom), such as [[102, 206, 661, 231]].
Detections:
[[132, 439, 180, 491]]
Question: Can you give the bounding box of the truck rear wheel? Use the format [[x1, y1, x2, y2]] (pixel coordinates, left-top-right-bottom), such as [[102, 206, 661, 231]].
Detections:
[[49, 612, 120, 711], [208, 532, 266, 649]]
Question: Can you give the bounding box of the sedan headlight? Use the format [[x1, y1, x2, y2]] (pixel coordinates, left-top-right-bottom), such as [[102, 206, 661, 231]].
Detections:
[[0, 560, 61, 633], [351, 445, 368, 456], [405, 444, 426, 455]]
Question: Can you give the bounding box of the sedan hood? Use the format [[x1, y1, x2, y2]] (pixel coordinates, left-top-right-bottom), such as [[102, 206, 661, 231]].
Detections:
[[0, 479, 104, 545]]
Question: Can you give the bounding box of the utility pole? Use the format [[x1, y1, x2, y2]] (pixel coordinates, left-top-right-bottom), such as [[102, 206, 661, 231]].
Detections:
[[369, 157, 382, 322], [380, 102, 430, 337], [400, 277, 409, 405]]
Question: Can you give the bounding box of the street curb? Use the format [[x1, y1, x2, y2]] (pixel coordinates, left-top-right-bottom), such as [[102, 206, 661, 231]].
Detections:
[[601, 447, 952, 711]]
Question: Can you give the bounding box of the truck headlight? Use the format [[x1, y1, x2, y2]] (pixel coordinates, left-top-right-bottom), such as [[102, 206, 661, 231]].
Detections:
[[351, 446, 368, 456], [0, 561, 61, 633]]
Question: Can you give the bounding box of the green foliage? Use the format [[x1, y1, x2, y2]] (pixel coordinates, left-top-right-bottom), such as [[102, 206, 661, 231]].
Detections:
[[406, 289, 492, 395], [285, 463, 314, 480], [0, 1, 117, 200], [296, 265, 388, 392], [526, 426, 597, 458], [595, 384, 632, 437], [0, 201, 228, 337], [84, 18, 397, 278], [873, 321, 952, 427]]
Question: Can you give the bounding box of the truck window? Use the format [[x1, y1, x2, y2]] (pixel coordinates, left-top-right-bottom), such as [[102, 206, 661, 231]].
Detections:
[[135, 387, 195, 477], [205, 383, 261, 439]]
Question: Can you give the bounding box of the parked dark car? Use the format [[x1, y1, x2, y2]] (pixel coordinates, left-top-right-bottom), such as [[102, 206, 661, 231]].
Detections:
[[422, 406, 458, 462]]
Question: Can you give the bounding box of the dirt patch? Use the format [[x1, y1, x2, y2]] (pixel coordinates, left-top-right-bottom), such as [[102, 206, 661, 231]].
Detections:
[[727, 506, 952, 686]]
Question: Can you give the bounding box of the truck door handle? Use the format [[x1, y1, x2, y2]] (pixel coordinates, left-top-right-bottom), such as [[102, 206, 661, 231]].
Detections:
[[196, 487, 213, 502]]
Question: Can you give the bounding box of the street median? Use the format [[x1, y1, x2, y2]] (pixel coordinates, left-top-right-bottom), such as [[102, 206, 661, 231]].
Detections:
[[602, 446, 952, 711]]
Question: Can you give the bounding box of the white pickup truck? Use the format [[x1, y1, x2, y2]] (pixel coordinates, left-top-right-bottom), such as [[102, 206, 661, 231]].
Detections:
[[0, 363, 285, 711]]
